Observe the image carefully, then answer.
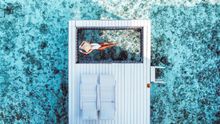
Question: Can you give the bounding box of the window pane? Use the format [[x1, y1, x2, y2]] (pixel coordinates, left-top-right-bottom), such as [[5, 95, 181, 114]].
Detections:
[[76, 28, 143, 63]]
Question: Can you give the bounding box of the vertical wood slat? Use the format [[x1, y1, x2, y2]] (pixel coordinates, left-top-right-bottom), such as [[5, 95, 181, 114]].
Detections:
[[124, 65, 128, 124], [138, 64, 141, 124], [131, 64, 134, 124]]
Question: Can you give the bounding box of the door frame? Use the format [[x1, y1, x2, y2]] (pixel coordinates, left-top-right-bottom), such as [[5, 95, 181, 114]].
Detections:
[[68, 20, 151, 124]]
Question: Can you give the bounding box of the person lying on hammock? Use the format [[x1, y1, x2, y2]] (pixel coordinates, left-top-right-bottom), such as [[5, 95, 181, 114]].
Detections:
[[79, 41, 117, 55]]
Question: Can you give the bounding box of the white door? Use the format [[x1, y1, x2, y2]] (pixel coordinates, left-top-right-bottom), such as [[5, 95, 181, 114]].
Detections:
[[69, 20, 151, 124]]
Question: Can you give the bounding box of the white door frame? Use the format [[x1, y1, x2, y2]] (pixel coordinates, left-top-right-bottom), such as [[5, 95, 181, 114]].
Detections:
[[68, 20, 151, 124]]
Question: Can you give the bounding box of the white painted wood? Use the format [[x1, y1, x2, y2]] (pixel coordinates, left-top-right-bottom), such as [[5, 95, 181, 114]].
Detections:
[[69, 20, 151, 124], [75, 20, 150, 28], [146, 21, 151, 124], [68, 20, 75, 124]]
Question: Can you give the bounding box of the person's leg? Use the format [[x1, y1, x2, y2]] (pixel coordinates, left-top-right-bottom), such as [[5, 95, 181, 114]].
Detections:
[[98, 42, 117, 50]]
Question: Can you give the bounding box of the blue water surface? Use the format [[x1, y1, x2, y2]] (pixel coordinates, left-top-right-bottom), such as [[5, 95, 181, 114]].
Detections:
[[0, 0, 219, 123]]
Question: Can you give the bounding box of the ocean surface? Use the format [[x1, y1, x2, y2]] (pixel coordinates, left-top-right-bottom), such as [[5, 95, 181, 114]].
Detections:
[[0, 0, 219, 123]]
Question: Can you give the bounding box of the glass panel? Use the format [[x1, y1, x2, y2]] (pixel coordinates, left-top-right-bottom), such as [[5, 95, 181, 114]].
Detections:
[[76, 28, 143, 63]]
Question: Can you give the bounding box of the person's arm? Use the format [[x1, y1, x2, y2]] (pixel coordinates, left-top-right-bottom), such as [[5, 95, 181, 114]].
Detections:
[[79, 41, 86, 49], [79, 49, 93, 55], [79, 50, 88, 55]]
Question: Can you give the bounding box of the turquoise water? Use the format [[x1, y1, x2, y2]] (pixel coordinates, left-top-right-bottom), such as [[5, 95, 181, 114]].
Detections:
[[0, 0, 219, 123]]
